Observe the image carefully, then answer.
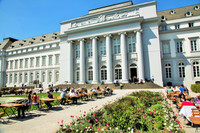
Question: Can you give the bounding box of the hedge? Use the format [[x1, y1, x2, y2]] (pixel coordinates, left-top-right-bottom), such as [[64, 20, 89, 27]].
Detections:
[[0, 87, 21, 91], [191, 84, 200, 93]]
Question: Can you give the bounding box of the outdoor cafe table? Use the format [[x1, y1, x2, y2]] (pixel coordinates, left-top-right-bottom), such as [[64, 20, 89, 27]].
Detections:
[[0, 103, 23, 117], [40, 98, 55, 102]]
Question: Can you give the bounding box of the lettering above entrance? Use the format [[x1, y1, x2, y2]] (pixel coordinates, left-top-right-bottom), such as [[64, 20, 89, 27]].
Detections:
[[71, 9, 140, 28]]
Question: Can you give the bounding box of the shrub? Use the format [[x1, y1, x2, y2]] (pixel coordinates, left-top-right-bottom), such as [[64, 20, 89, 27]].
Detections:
[[191, 84, 200, 93]]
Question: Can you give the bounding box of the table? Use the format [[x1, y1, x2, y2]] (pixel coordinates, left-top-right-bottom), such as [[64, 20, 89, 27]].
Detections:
[[0, 97, 25, 104], [40, 98, 55, 102], [0, 103, 24, 117]]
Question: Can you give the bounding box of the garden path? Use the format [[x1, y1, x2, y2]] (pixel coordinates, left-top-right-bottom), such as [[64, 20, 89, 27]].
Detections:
[[0, 89, 163, 133]]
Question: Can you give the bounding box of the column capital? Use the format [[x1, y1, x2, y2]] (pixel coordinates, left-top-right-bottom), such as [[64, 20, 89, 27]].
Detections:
[[118, 32, 127, 35], [90, 36, 99, 40], [67, 40, 74, 43], [134, 29, 143, 33], [104, 34, 112, 38], [78, 38, 86, 42]]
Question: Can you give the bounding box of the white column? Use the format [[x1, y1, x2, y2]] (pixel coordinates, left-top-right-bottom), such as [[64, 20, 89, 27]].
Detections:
[[27, 71, 31, 85], [12, 72, 15, 86], [92, 37, 98, 84], [105, 34, 113, 83], [45, 70, 49, 86], [40, 56, 43, 67], [39, 70, 42, 84], [52, 69, 55, 84], [46, 56, 48, 67], [7, 73, 10, 85], [80, 39, 85, 84], [17, 72, 20, 85], [120, 32, 128, 83], [136, 30, 145, 81], [22, 72, 25, 85], [68, 41, 73, 84]]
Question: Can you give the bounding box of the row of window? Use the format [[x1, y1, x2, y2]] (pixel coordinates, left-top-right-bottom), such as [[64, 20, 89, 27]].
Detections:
[[75, 64, 135, 81], [7, 54, 60, 70], [165, 62, 200, 79], [75, 36, 136, 58], [6, 71, 59, 84], [161, 22, 195, 31], [162, 39, 199, 54]]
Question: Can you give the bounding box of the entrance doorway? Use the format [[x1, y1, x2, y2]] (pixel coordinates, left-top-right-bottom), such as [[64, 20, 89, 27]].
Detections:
[[130, 68, 137, 78]]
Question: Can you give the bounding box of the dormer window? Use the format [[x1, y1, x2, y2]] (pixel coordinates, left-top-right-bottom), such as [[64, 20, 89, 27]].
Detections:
[[194, 5, 199, 10], [53, 33, 57, 36], [40, 39, 45, 42], [52, 36, 57, 40], [170, 10, 175, 14], [19, 43, 24, 46], [42, 35, 46, 38], [10, 45, 14, 48], [161, 16, 166, 22], [186, 11, 192, 17], [32, 38, 35, 40], [22, 40, 26, 42], [29, 41, 33, 44]]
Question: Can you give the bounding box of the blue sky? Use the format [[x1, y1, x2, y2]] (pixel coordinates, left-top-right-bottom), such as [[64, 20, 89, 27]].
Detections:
[[0, 0, 199, 42]]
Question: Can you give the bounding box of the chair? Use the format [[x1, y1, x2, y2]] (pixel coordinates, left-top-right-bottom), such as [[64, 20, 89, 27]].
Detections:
[[189, 108, 200, 133], [0, 108, 5, 122]]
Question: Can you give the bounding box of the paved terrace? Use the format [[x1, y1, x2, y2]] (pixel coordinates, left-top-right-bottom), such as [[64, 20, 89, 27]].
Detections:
[[0, 89, 198, 133]]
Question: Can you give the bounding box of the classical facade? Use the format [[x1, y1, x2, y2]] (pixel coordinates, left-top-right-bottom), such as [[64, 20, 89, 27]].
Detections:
[[0, 1, 200, 88]]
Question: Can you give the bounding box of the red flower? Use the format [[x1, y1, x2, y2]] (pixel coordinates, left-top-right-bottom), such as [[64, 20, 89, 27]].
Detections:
[[93, 113, 96, 116], [89, 124, 91, 128], [70, 122, 72, 125], [80, 122, 83, 125], [97, 127, 100, 131], [88, 119, 90, 122], [106, 123, 109, 127], [61, 120, 63, 123], [95, 118, 98, 121]]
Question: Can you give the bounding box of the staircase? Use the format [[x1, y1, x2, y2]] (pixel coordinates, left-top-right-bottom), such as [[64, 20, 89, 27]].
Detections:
[[54, 82, 162, 89]]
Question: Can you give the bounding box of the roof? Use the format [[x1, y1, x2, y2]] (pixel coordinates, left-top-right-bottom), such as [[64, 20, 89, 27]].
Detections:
[[6, 31, 60, 50], [157, 4, 200, 21]]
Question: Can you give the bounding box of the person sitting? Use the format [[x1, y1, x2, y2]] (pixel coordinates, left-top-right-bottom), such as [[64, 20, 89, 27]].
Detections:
[[44, 91, 53, 109], [32, 92, 39, 108], [60, 90, 66, 105], [194, 95, 200, 104], [129, 78, 132, 83], [179, 84, 185, 93], [120, 83, 123, 90], [180, 97, 195, 109], [183, 87, 189, 95], [166, 86, 173, 94], [18, 88, 23, 95], [39, 87, 43, 93], [69, 89, 77, 104], [92, 88, 98, 98], [114, 80, 119, 86], [55, 87, 59, 93], [179, 93, 186, 102]]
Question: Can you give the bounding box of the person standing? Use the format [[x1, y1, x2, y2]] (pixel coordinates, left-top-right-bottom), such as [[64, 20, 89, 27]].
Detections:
[[60, 90, 66, 105]]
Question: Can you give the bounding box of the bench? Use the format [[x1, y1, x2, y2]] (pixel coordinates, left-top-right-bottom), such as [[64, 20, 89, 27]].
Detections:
[[189, 108, 200, 133]]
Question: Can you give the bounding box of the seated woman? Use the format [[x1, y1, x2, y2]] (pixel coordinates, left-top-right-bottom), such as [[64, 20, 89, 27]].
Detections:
[[179, 93, 186, 102], [32, 92, 39, 108], [180, 97, 195, 109]]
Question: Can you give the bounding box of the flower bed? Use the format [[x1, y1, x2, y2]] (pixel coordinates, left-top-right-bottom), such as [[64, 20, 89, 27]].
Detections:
[[57, 91, 184, 133]]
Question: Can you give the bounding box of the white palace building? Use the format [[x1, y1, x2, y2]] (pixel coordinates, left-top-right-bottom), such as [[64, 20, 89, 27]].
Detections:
[[0, 1, 200, 88]]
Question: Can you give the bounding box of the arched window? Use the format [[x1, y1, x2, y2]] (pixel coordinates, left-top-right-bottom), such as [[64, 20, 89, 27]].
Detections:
[[25, 73, 28, 83], [49, 72, 52, 82], [101, 66, 107, 80], [165, 63, 171, 78], [115, 64, 122, 80], [42, 72, 45, 82], [10, 74, 12, 83], [76, 67, 80, 81], [88, 66, 93, 81], [130, 63, 137, 68], [56, 71, 59, 82], [19, 74, 22, 83], [30, 73, 33, 82], [178, 63, 185, 78], [14, 74, 17, 83], [193, 61, 200, 77]]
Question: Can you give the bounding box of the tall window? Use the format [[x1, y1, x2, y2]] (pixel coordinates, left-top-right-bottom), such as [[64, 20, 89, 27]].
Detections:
[[87, 42, 92, 57], [113, 38, 120, 54], [15, 60, 18, 69], [176, 41, 183, 53], [128, 36, 136, 53], [193, 61, 200, 77], [36, 73, 39, 80], [48, 55, 53, 66], [30, 58, 34, 67], [115, 65, 122, 80], [25, 58, 28, 68], [30, 73, 33, 82], [19, 74, 22, 83], [75, 44, 80, 58], [190, 40, 197, 51], [42, 56, 46, 66], [99, 40, 106, 56], [88, 66, 93, 80], [162, 41, 170, 54], [49, 72, 52, 82], [55, 54, 60, 65], [10, 74, 12, 83], [56, 71, 59, 82], [10, 61, 13, 69], [42, 72, 45, 82], [76, 68, 80, 81], [14, 74, 17, 83], [165, 63, 171, 78], [25, 73, 28, 83], [36, 57, 40, 67], [101, 66, 107, 80], [19, 59, 23, 68], [179, 63, 185, 78]]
